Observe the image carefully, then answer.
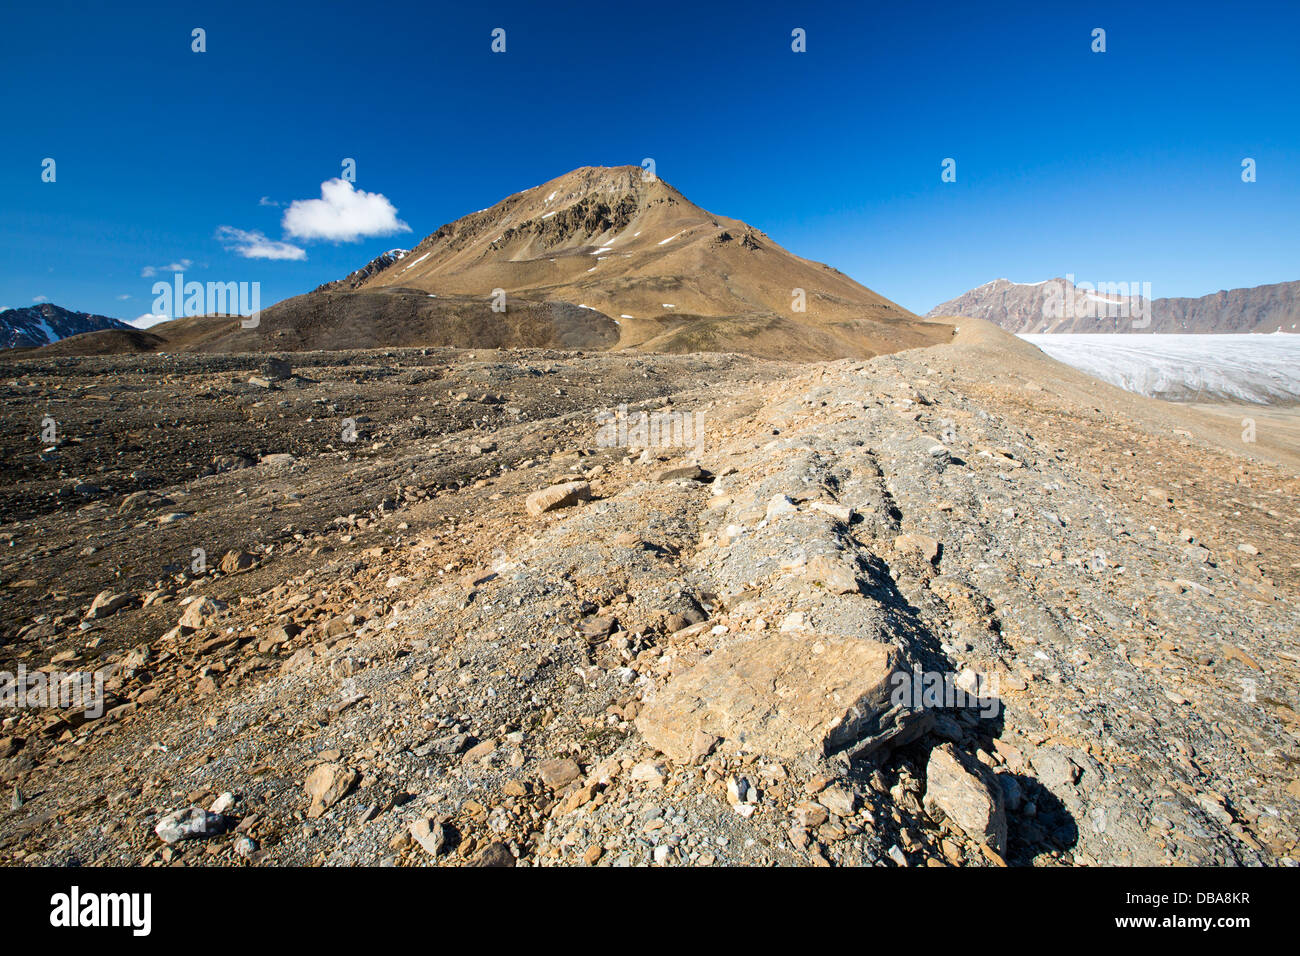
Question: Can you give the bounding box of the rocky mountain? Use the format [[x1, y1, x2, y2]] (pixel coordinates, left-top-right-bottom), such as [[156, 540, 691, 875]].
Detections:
[[929, 277, 1300, 334], [337, 165, 935, 359], [37, 167, 947, 361], [0, 303, 131, 349], [314, 248, 410, 293]]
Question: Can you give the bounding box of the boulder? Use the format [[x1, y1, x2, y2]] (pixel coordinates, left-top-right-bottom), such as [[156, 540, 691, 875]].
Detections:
[[636, 632, 911, 762], [923, 743, 1007, 854], [525, 481, 591, 516]]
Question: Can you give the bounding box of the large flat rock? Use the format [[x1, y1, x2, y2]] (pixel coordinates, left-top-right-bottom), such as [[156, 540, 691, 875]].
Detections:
[[636, 632, 909, 763]]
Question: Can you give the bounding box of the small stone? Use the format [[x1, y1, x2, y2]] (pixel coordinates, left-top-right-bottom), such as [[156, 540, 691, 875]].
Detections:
[[475, 841, 516, 867], [462, 739, 497, 762], [793, 802, 829, 828], [179, 596, 226, 631], [810, 501, 854, 523], [894, 532, 941, 563], [85, 590, 132, 620], [765, 494, 798, 521], [525, 481, 592, 517], [304, 763, 359, 818], [410, 817, 449, 857], [653, 464, 705, 482], [630, 760, 666, 786], [209, 791, 237, 814], [155, 806, 225, 844], [537, 758, 582, 790], [219, 550, 256, 574], [818, 785, 857, 817]]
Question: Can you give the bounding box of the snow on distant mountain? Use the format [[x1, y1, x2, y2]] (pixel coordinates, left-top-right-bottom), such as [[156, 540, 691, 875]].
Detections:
[[0, 303, 132, 349], [314, 248, 410, 293], [1022, 333, 1300, 405]]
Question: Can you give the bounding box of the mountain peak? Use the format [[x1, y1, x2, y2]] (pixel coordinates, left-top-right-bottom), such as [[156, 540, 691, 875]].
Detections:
[[0, 303, 130, 349]]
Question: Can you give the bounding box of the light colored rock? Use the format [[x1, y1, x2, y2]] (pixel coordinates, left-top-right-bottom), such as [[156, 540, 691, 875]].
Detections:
[[804, 554, 859, 594], [179, 596, 226, 630], [537, 757, 581, 790], [630, 760, 666, 786], [818, 785, 858, 817], [410, 817, 448, 857], [765, 494, 798, 522], [85, 590, 132, 620], [209, 791, 237, 814], [923, 743, 1007, 854], [653, 464, 705, 482], [304, 763, 359, 818], [155, 806, 225, 844], [219, 550, 256, 574], [894, 532, 941, 563], [793, 802, 829, 828], [525, 480, 591, 517], [636, 632, 909, 762], [810, 501, 854, 523]]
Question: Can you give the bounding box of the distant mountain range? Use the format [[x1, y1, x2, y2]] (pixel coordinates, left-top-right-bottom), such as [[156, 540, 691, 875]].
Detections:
[[929, 277, 1300, 333], [0, 303, 131, 349]]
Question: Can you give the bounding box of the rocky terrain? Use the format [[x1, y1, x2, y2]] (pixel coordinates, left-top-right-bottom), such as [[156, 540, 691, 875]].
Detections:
[[0, 304, 131, 350], [930, 277, 1300, 334], [1, 318, 1296, 868]]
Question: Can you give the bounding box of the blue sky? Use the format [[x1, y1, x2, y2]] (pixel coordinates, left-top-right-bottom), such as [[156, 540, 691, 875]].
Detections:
[[2, 0, 1297, 319]]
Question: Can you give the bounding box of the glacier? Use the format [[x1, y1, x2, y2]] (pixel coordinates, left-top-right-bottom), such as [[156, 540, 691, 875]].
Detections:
[[1020, 333, 1300, 405]]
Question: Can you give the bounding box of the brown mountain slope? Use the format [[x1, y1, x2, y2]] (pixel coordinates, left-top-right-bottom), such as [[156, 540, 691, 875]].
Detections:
[[327, 165, 947, 360], [41, 166, 945, 361], [352, 165, 935, 356]]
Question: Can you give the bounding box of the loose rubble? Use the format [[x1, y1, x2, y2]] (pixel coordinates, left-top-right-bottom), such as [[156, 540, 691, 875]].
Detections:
[[1, 326, 1297, 867]]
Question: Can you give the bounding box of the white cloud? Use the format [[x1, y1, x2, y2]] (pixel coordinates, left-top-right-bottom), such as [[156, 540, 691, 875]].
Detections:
[[141, 259, 192, 278], [117, 293, 132, 301], [32, 295, 48, 302], [215, 227, 307, 261], [259, 196, 280, 207], [282, 178, 410, 242], [130, 313, 173, 329]]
